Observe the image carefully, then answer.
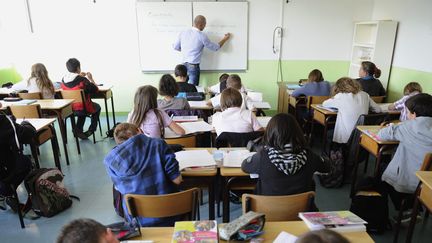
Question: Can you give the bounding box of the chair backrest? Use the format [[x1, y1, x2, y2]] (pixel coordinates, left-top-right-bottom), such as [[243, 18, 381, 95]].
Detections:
[[242, 191, 315, 221], [215, 131, 264, 148], [125, 188, 200, 221], [307, 96, 330, 109], [371, 96, 386, 103], [18, 92, 42, 100], [420, 153, 432, 171], [165, 135, 197, 147], [60, 89, 85, 104], [8, 104, 42, 118]]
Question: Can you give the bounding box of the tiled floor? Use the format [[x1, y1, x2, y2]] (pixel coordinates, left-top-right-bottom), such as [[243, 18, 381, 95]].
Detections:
[[0, 115, 431, 243]]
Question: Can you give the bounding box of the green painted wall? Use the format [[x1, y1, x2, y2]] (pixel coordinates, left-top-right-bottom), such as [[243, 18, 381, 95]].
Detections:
[[0, 66, 22, 85], [387, 67, 432, 102]]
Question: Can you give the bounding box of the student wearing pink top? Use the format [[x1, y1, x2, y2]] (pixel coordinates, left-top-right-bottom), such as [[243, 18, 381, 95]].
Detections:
[[127, 85, 185, 138], [212, 88, 263, 136]]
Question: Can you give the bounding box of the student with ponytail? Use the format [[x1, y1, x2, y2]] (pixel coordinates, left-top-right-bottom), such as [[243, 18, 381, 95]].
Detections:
[[356, 61, 386, 96]]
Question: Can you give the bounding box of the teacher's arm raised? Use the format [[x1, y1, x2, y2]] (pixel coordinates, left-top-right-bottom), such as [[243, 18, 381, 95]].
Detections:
[[201, 32, 230, 51], [218, 33, 231, 48]]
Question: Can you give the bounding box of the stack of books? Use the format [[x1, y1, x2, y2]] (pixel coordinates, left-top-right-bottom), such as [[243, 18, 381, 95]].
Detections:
[[299, 211, 367, 232]]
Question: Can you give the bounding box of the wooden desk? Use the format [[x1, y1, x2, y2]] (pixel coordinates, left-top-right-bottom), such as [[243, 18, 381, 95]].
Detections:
[[35, 99, 76, 165], [134, 221, 374, 242], [350, 125, 399, 196], [277, 82, 299, 113], [17, 118, 62, 170], [90, 85, 116, 131], [310, 104, 337, 150], [406, 171, 432, 242], [2, 99, 76, 165]]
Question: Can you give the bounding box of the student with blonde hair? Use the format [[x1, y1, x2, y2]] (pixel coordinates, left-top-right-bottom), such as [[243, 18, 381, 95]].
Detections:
[[292, 69, 331, 97], [388, 82, 422, 121], [323, 77, 381, 144], [12, 63, 55, 99], [127, 85, 185, 138]]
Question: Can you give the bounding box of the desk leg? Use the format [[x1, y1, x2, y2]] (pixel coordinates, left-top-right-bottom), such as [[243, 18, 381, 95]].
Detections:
[[50, 125, 62, 171], [56, 113, 70, 166], [70, 115, 81, 154], [30, 143, 40, 169], [104, 97, 110, 131], [208, 178, 215, 220], [350, 137, 362, 198], [222, 176, 230, 223], [405, 195, 421, 243], [111, 94, 116, 125]]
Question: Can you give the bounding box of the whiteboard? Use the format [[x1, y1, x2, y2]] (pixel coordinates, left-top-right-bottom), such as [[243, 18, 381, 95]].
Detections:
[[193, 2, 248, 71], [136, 2, 192, 72], [136, 1, 248, 72]]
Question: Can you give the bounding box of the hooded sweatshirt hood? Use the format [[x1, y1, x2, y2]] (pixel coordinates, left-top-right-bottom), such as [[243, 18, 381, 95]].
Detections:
[[266, 144, 307, 175]]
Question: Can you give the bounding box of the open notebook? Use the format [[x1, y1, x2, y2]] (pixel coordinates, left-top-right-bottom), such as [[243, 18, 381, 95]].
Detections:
[[251, 101, 271, 109], [165, 121, 214, 138], [175, 150, 216, 171], [223, 150, 256, 167]]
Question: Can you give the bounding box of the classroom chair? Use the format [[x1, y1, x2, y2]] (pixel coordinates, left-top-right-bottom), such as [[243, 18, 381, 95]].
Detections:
[[60, 89, 102, 144], [348, 113, 390, 188], [17, 92, 42, 100], [303, 96, 330, 135], [7, 104, 62, 169], [242, 191, 315, 221], [371, 96, 386, 103], [165, 135, 196, 148], [125, 187, 200, 223], [215, 131, 264, 148], [399, 153, 432, 243]]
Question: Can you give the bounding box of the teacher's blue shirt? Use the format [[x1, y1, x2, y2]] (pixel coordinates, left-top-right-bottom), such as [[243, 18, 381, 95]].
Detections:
[[173, 27, 220, 64]]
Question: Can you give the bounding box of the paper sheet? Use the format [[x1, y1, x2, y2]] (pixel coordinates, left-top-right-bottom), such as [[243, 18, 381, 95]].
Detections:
[[188, 101, 209, 108], [273, 231, 298, 243], [257, 116, 272, 128], [172, 116, 198, 122], [251, 101, 271, 109], [195, 86, 205, 93], [223, 150, 256, 167], [175, 150, 216, 170], [179, 121, 214, 134], [247, 91, 263, 102]]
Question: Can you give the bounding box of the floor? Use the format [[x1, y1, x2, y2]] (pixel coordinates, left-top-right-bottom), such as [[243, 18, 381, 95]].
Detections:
[[1, 115, 431, 243]]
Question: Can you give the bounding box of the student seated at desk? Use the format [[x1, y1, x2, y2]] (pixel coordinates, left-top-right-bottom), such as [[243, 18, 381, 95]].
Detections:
[[104, 123, 182, 227], [322, 77, 381, 144], [61, 58, 101, 139], [208, 73, 229, 95], [356, 61, 386, 97], [388, 82, 422, 121], [378, 94, 432, 214], [291, 69, 331, 97], [209, 74, 253, 110], [158, 74, 191, 110], [212, 88, 263, 136], [0, 114, 39, 219], [57, 218, 119, 243], [241, 113, 328, 196], [174, 64, 197, 93], [11, 63, 55, 99], [128, 85, 185, 138]]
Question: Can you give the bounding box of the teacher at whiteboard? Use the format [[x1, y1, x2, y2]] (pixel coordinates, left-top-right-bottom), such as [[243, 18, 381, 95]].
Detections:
[[173, 15, 230, 86]]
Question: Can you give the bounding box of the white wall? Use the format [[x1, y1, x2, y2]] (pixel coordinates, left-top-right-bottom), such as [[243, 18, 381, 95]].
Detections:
[[372, 0, 432, 72], [0, 0, 375, 111]]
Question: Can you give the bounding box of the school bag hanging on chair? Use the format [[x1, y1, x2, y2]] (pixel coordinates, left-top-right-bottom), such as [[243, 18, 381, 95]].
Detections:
[[317, 146, 344, 188], [24, 168, 79, 217]]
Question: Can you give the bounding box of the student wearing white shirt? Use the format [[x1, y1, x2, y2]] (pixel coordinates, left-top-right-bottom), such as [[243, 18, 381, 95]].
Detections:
[[322, 77, 381, 144], [209, 74, 253, 110], [11, 63, 55, 99], [212, 88, 263, 136], [208, 73, 229, 95]]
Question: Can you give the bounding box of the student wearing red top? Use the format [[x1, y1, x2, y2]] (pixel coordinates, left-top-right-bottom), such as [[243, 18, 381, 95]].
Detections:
[[61, 58, 101, 139]]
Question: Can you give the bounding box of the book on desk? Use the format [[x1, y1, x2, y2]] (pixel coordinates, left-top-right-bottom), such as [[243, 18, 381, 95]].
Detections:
[[299, 211, 367, 233], [172, 220, 218, 243], [175, 150, 217, 171]]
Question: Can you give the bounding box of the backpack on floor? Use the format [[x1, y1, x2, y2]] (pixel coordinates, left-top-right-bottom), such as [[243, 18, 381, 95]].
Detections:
[[318, 147, 344, 188], [349, 177, 391, 233], [24, 168, 78, 217]]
